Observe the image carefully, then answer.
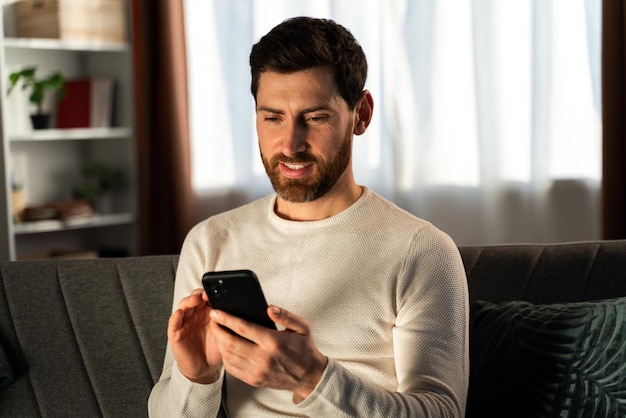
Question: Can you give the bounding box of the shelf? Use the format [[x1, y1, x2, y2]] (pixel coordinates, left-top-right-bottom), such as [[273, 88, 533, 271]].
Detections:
[[2, 37, 129, 52], [14, 212, 134, 235], [9, 127, 132, 142]]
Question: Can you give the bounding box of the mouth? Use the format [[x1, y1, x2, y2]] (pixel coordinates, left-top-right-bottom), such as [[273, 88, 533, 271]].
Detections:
[[283, 162, 311, 170], [279, 161, 314, 178]]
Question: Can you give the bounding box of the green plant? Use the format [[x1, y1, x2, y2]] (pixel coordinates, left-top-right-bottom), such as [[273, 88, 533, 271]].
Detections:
[[73, 161, 126, 202], [7, 66, 65, 114]]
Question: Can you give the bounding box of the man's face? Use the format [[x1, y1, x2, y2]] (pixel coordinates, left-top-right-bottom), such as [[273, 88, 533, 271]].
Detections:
[[256, 66, 355, 203]]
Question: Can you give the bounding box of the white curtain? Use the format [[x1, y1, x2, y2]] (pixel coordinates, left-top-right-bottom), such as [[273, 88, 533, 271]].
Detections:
[[184, 0, 601, 245]]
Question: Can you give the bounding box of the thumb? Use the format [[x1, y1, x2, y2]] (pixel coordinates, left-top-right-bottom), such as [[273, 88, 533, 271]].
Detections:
[[267, 305, 310, 335]]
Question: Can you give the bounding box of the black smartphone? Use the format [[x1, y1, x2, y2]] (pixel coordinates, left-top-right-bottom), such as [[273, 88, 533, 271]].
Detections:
[[202, 269, 276, 331]]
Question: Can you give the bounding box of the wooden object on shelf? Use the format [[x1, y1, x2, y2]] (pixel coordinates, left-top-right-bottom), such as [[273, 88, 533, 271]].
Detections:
[[22, 205, 57, 222], [15, 0, 126, 43], [51, 200, 94, 221], [21, 200, 94, 223], [11, 189, 26, 223], [57, 78, 115, 128]]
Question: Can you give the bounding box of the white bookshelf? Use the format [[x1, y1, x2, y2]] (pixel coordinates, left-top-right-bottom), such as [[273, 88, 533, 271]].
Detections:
[[0, 0, 138, 260]]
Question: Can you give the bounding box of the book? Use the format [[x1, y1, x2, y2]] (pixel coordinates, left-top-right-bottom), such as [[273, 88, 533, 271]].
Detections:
[[57, 78, 115, 128]]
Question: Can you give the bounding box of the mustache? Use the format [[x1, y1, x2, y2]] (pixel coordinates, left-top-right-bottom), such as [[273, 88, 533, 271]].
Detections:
[[271, 153, 318, 165]]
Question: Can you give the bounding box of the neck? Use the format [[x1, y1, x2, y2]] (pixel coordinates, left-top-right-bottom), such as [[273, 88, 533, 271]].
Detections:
[[275, 178, 363, 221]]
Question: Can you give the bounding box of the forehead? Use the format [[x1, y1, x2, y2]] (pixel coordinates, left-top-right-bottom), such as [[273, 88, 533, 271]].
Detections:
[[256, 66, 344, 108]]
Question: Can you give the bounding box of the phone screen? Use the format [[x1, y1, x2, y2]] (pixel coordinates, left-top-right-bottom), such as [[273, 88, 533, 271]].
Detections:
[[202, 269, 276, 330]]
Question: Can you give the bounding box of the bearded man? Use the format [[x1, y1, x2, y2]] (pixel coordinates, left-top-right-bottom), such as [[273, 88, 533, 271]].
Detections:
[[149, 16, 469, 418]]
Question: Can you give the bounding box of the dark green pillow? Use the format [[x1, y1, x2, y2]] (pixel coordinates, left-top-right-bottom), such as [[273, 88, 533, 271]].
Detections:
[[467, 297, 626, 418]]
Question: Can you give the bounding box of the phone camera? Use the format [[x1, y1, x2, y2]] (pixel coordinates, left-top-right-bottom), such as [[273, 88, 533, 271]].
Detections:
[[209, 282, 228, 298]]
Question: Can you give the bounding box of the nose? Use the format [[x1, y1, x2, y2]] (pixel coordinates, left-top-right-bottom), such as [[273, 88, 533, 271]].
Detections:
[[281, 121, 307, 156]]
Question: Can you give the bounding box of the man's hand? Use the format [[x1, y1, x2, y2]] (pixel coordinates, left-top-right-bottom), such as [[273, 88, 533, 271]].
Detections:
[[168, 289, 223, 384], [209, 306, 328, 403]]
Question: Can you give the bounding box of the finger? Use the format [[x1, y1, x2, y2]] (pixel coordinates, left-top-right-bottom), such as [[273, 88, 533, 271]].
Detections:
[[190, 287, 211, 303], [169, 309, 183, 329], [209, 321, 261, 382], [167, 309, 185, 339], [178, 290, 206, 310], [209, 320, 257, 371], [210, 309, 268, 343], [267, 306, 310, 335]]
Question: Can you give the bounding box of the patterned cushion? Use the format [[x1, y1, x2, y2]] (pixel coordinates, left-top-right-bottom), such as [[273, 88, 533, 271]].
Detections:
[[467, 297, 626, 418]]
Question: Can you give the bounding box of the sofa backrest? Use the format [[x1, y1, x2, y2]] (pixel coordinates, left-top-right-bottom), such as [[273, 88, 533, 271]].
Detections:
[[459, 240, 626, 304], [0, 255, 178, 417]]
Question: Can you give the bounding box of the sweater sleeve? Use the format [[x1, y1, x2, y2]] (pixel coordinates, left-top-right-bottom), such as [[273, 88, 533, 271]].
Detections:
[[148, 221, 225, 417], [148, 358, 224, 417], [297, 227, 469, 417]]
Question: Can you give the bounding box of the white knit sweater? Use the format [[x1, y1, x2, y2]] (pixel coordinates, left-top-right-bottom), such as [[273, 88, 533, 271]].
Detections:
[[149, 187, 469, 417]]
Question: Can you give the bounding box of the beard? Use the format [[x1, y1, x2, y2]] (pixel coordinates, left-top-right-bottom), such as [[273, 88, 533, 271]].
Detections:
[[261, 126, 353, 203]]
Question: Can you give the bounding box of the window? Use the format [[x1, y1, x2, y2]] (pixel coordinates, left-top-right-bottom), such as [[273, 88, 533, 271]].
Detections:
[[184, 0, 601, 244]]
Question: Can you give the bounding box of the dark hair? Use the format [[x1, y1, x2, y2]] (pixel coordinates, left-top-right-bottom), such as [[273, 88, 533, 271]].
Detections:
[[250, 17, 368, 109]]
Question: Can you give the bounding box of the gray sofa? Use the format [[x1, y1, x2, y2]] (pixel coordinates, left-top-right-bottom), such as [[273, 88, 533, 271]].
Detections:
[[0, 240, 625, 417]]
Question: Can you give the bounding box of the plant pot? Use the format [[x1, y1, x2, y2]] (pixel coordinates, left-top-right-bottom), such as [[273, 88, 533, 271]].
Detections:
[[30, 113, 51, 130], [95, 193, 114, 214]]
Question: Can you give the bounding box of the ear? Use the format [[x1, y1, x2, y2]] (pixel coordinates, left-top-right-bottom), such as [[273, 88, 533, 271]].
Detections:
[[353, 90, 374, 136]]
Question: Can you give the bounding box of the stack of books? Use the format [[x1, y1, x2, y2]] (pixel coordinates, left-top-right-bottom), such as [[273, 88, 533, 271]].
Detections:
[[21, 200, 94, 223], [57, 78, 115, 128]]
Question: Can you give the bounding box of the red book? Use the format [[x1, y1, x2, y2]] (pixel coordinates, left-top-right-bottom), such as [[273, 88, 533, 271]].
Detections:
[[57, 79, 91, 128], [57, 78, 115, 129]]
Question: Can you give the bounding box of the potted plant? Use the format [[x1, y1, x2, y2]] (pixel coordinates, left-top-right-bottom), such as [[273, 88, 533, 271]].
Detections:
[[73, 161, 126, 213], [7, 66, 65, 129]]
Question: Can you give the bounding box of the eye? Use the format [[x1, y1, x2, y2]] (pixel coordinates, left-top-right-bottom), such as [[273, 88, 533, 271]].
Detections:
[[261, 114, 281, 123], [306, 114, 329, 123]]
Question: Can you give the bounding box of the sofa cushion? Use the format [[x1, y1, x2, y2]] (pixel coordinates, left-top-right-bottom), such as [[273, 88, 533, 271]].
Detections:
[[467, 297, 626, 418]]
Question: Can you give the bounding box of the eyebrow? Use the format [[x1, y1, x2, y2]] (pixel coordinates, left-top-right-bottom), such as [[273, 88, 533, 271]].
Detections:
[[256, 106, 282, 114], [256, 105, 330, 114]]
